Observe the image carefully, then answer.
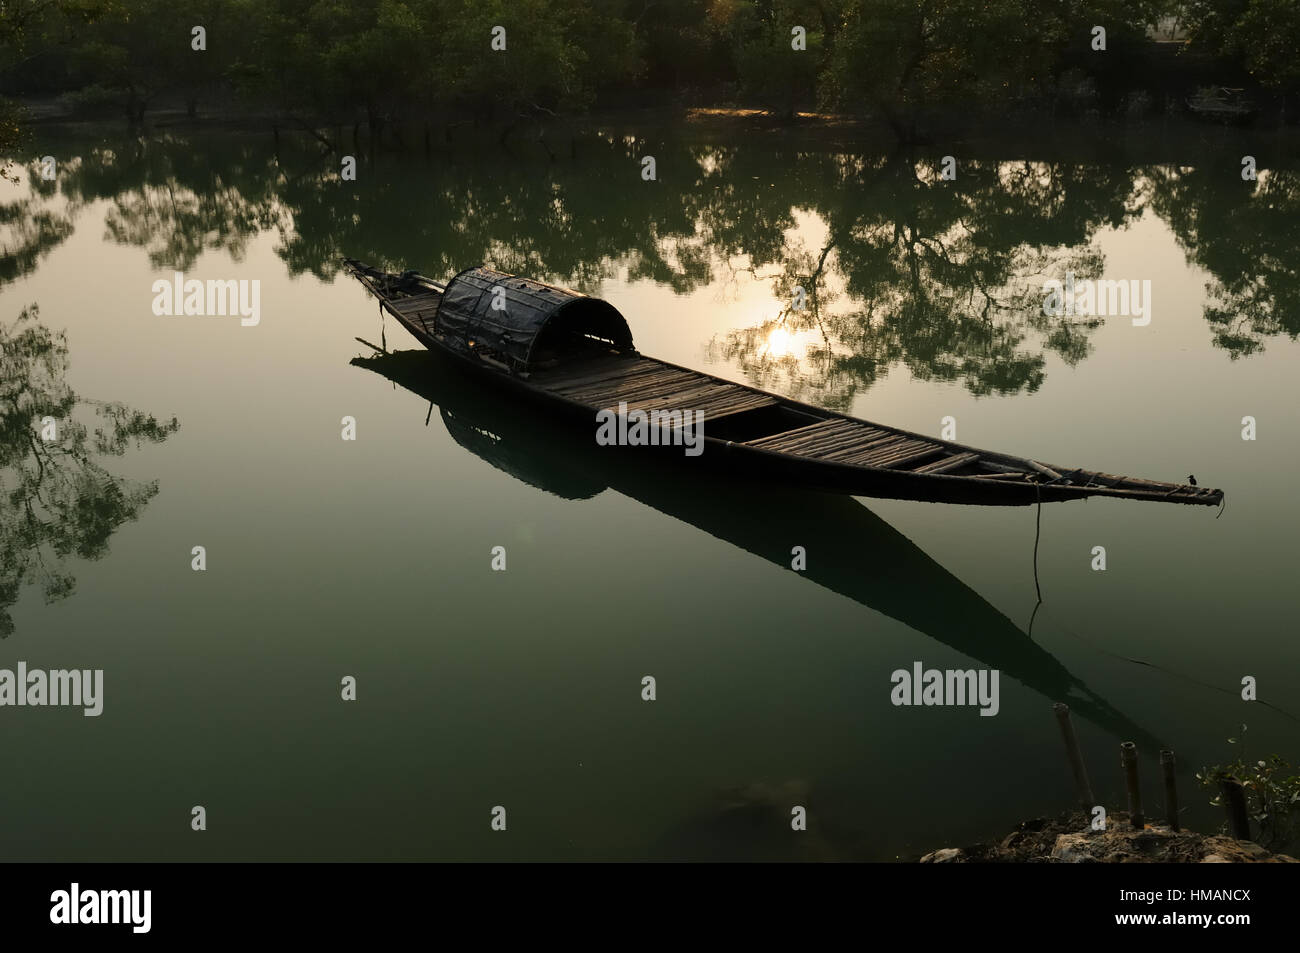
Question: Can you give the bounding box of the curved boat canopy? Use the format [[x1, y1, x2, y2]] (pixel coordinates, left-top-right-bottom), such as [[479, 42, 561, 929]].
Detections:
[[436, 266, 634, 368]]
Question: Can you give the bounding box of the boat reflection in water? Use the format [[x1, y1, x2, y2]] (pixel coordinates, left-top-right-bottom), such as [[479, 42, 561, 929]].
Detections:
[[353, 347, 1167, 858]]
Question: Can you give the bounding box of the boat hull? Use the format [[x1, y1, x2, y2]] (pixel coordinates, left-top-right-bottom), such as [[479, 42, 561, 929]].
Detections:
[[345, 260, 1225, 508]]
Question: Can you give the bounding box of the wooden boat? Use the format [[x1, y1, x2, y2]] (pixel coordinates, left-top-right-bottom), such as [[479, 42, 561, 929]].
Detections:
[[343, 260, 1223, 507]]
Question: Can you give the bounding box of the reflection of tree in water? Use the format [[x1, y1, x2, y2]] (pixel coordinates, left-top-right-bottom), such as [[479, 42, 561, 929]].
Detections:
[[0, 305, 179, 636], [1145, 161, 1300, 359], [272, 134, 719, 291], [270, 139, 1128, 407], [26, 138, 1129, 405], [0, 141, 286, 287], [710, 156, 1126, 409], [18, 132, 1300, 399], [0, 198, 73, 284], [81, 139, 285, 271], [0, 163, 75, 285]]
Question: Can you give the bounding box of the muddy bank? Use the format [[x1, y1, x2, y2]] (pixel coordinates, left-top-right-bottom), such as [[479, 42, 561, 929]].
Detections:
[[920, 812, 1298, 863]]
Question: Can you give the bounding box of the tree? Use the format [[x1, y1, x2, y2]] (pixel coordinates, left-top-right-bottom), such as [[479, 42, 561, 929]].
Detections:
[[821, 0, 1164, 139], [63, 0, 243, 124], [439, 0, 637, 120], [1183, 0, 1300, 105], [0, 1, 107, 175], [713, 0, 824, 119]]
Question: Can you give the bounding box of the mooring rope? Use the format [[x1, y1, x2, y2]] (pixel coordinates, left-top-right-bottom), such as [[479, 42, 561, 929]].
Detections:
[[1032, 481, 1043, 603]]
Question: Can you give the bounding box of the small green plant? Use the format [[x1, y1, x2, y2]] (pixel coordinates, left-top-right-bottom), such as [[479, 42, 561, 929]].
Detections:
[[1197, 725, 1300, 853]]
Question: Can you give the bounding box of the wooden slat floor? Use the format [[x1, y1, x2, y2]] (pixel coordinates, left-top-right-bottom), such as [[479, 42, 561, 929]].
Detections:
[[386, 293, 441, 337], [411, 334, 994, 475], [914, 451, 981, 475], [535, 355, 778, 423], [533, 354, 983, 471], [743, 417, 955, 470]]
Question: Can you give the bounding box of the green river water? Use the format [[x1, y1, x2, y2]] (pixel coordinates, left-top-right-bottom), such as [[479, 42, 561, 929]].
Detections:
[[1, 124, 1297, 860]]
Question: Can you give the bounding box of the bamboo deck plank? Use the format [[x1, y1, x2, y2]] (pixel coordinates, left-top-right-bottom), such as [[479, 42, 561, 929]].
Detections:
[[563, 368, 703, 402], [630, 381, 767, 411], [609, 378, 749, 410], [696, 393, 779, 418], [543, 359, 668, 394], [875, 444, 943, 468], [615, 377, 730, 405], [816, 433, 912, 462], [619, 391, 777, 423], [912, 452, 981, 474], [571, 362, 688, 391], [533, 353, 642, 382], [747, 419, 865, 453], [842, 438, 934, 467], [388, 293, 441, 314], [808, 430, 901, 458], [879, 446, 948, 470], [743, 419, 844, 449]]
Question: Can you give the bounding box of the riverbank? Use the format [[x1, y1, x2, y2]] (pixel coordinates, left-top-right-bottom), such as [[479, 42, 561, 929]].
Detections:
[[11, 94, 1300, 164], [920, 813, 1298, 863]]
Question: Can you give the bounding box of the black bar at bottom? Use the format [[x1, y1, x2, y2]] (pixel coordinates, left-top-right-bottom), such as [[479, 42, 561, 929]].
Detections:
[[1, 861, 1284, 939]]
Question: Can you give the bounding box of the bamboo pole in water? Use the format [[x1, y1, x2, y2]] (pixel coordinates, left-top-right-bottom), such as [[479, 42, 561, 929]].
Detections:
[[1160, 749, 1180, 831], [1121, 742, 1144, 828], [1053, 703, 1095, 808], [1219, 778, 1251, 840]]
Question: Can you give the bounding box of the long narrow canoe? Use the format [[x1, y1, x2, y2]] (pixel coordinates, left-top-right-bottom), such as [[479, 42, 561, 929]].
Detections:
[[344, 259, 1223, 507]]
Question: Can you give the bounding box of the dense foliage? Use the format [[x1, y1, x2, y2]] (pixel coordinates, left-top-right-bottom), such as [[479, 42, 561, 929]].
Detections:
[[1, 1, 1294, 139]]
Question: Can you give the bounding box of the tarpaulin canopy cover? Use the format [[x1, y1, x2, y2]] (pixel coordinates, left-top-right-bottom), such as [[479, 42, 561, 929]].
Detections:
[[435, 266, 634, 368]]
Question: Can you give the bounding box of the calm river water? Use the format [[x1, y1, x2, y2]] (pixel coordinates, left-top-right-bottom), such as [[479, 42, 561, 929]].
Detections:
[[1, 124, 1297, 860]]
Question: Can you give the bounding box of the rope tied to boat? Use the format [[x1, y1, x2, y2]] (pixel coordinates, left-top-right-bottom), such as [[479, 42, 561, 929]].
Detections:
[[1027, 479, 1045, 637], [1032, 480, 1043, 601]]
